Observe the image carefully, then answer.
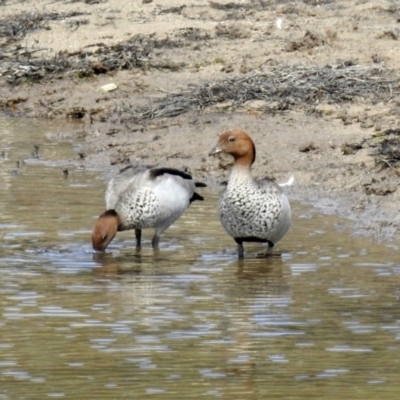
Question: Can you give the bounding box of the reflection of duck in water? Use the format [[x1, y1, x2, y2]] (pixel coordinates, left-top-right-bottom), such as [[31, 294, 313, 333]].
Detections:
[[236, 255, 285, 281], [92, 166, 205, 251], [92, 251, 143, 276], [209, 130, 291, 258]]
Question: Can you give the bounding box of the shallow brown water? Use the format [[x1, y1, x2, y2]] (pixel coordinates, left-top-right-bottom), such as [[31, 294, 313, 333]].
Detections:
[[1, 116, 400, 399]]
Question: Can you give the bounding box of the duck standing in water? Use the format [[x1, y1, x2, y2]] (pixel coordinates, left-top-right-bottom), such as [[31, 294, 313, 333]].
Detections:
[[209, 130, 291, 258], [92, 166, 205, 251]]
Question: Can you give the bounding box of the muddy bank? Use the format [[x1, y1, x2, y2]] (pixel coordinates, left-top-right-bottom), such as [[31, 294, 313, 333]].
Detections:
[[1, 0, 400, 242]]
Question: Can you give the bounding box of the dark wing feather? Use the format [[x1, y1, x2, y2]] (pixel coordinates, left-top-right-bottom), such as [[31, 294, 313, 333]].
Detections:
[[149, 167, 193, 181], [118, 164, 156, 174]]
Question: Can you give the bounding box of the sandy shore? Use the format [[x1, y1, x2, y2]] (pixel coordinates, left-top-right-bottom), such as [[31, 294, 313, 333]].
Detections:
[[1, 0, 400, 241]]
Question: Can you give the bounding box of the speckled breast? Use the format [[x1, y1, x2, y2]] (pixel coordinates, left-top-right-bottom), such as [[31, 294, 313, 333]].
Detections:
[[118, 188, 161, 229], [219, 185, 283, 239]]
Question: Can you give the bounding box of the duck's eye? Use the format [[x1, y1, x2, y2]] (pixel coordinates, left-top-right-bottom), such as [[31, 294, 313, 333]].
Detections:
[[228, 136, 235, 142]]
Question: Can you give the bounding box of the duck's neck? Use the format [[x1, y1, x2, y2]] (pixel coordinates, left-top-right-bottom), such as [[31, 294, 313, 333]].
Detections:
[[228, 160, 253, 187], [102, 209, 124, 231]]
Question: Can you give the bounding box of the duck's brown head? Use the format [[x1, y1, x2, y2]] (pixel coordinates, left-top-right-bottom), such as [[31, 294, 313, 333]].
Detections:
[[209, 130, 256, 166], [92, 210, 120, 251]]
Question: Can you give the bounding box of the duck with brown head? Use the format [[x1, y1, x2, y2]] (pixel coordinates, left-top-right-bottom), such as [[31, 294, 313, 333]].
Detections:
[[209, 130, 291, 258], [92, 166, 205, 252]]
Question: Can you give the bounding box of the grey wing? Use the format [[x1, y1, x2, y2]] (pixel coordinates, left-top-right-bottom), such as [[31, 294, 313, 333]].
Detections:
[[105, 178, 124, 209], [153, 172, 198, 202], [257, 178, 292, 241], [256, 178, 286, 194], [150, 168, 198, 196], [105, 167, 148, 209]]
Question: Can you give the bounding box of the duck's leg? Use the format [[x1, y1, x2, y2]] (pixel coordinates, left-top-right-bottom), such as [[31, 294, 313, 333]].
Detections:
[[264, 241, 274, 257], [151, 234, 160, 249], [135, 229, 142, 248], [234, 238, 245, 258]]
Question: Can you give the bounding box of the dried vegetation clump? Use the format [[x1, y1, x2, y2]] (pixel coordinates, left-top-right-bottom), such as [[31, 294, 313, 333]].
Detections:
[[287, 30, 329, 52], [344, 128, 400, 175], [0, 7, 216, 85], [369, 129, 400, 171], [0, 32, 187, 85], [0, 11, 89, 40], [117, 64, 400, 122]]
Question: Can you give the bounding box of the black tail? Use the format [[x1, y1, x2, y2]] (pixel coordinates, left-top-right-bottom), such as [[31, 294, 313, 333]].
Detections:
[[195, 182, 207, 188], [190, 192, 204, 203]]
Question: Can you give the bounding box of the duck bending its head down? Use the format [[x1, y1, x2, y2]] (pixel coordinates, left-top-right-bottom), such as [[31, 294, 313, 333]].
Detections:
[[92, 166, 205, 251], [91, 209, 121, 251], [209, 129, 291, 258]]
